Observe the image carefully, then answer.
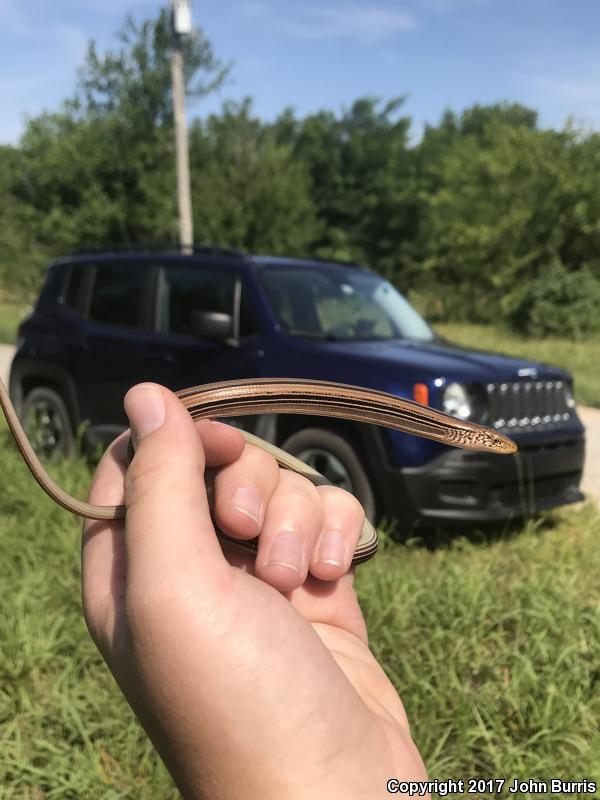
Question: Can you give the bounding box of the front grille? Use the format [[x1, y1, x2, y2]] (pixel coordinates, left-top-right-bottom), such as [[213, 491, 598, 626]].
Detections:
[[486, 380, 575, 431]]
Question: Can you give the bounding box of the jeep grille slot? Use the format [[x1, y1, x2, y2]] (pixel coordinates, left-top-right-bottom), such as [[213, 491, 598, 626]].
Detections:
[[486, 380, 573, 431]]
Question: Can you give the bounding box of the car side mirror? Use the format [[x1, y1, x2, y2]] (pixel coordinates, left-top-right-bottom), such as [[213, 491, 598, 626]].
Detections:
[[190, 310, 234, 342]]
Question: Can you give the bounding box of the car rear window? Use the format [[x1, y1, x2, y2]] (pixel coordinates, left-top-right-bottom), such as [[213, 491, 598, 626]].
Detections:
[[89, 263, 147, 328]]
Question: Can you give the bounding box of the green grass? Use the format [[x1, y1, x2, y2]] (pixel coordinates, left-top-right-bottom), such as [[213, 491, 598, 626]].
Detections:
[[360, 511, 600, 783], [436, 322, 600, 409], [1, 433, 599, 796], [0, 298, 30, 344]]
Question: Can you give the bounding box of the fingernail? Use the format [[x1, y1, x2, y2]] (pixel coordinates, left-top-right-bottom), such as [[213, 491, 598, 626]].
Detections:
[[231, 487, 263, 531], [316, 530, 347, 567], [266, 532, 303, 573], [125, 385, 166, 441]]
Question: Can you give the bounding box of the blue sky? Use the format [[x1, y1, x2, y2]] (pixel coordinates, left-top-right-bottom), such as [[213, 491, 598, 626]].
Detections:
[[1, 0, 599, 144]]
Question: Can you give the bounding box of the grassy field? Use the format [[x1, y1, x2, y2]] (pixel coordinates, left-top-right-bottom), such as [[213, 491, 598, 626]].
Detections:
[[436, 322, 600, 409], [0, 434, 599, 797]]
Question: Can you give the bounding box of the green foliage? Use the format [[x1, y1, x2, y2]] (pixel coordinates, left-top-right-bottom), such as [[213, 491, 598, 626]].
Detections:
[[412, 106, 600, 335], [1, 428, 599, 792], [78, 10, 228, 128], [0, 146, 51, 299], [189, 100, 318, 253], [16, 111, 168, 252], [273, 97, 418, 278], [518, 259, 600, 338]]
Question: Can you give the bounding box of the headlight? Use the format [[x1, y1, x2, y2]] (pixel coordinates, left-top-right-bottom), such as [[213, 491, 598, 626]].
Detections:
[[442, 382, 472, 420], [565, 384, 576, 409]]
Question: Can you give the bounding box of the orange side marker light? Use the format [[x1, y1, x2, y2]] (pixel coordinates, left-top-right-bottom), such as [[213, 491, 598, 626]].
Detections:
[[413, 383, 429, 405]]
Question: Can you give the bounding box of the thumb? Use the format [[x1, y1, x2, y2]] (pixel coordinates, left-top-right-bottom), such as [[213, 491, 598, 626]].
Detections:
[[123, 383, 225, 588]]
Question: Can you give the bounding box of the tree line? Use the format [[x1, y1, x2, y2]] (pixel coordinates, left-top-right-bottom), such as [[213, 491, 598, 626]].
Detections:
[[1, 9, 599, 338]]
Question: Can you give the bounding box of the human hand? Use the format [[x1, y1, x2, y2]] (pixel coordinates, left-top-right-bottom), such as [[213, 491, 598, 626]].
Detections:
[[82, 383, 428, 799]]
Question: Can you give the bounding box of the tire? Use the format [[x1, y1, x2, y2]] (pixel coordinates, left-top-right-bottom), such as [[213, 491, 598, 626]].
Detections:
[[281, 427, 376, 522], [21, 386, 74, 460]]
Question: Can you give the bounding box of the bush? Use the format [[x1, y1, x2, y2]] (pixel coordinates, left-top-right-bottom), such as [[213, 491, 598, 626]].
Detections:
[[514, 259, 600, 339], [408, 283, 496, 326]]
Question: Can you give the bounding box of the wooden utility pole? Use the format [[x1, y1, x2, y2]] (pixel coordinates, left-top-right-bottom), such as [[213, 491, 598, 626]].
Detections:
[[171, 0, 194, 252]]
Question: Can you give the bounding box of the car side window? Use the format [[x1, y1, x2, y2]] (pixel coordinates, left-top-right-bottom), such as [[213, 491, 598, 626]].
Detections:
[[89, 263, 147, 328], [64, 266, 87, 312], [157, 265, 237, 337], [239, 286, 259, 337]]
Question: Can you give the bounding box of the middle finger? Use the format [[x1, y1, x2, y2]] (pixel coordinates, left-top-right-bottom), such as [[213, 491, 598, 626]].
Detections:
[[212, 442, 281, 540], [255, 470, 323, 593]]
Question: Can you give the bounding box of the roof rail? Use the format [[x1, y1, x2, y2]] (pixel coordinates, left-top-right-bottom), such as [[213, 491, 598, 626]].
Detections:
[[190, 245, 246, 259], [293, 255, 365, 269], [69, 243, 247, 259]]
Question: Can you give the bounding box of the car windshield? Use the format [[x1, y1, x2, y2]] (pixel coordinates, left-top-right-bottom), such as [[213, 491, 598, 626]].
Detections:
[[258, 265, 434, 342]]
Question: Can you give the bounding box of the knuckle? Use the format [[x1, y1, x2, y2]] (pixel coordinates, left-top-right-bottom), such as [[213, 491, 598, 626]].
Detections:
[[278, 471, 321, 508], [215, 443, 279, 492], [279, 467, 314, 490], [319, 484, 365, 523], [242, 443, 280, 477]]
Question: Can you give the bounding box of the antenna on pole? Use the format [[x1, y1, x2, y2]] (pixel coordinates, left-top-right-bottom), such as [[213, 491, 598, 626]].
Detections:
[[170, 0, 194, 253]]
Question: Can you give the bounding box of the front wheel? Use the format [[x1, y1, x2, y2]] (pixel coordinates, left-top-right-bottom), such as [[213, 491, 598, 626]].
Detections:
[[21, 386, 74, 460], [280, 427, 376, 522]]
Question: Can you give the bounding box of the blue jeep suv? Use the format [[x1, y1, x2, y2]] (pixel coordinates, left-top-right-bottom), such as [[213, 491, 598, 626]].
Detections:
[[11, 248, 585, 527]]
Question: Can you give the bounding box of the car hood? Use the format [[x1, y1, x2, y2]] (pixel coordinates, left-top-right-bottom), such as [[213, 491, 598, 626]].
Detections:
[[286, 336, 570, 385]]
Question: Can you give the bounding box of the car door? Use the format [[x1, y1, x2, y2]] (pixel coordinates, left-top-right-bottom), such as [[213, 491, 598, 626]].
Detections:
[[138, 262, 264, 395]]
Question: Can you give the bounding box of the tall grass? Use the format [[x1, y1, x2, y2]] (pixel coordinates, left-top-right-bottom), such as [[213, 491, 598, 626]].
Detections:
[[359, 512, 600, 781], [0, 439, 176, 798], [0, 433, 599, 796]]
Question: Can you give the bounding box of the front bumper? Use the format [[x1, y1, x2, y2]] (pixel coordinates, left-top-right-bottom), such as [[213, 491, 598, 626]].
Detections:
[[376, 430, 585, 526]]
